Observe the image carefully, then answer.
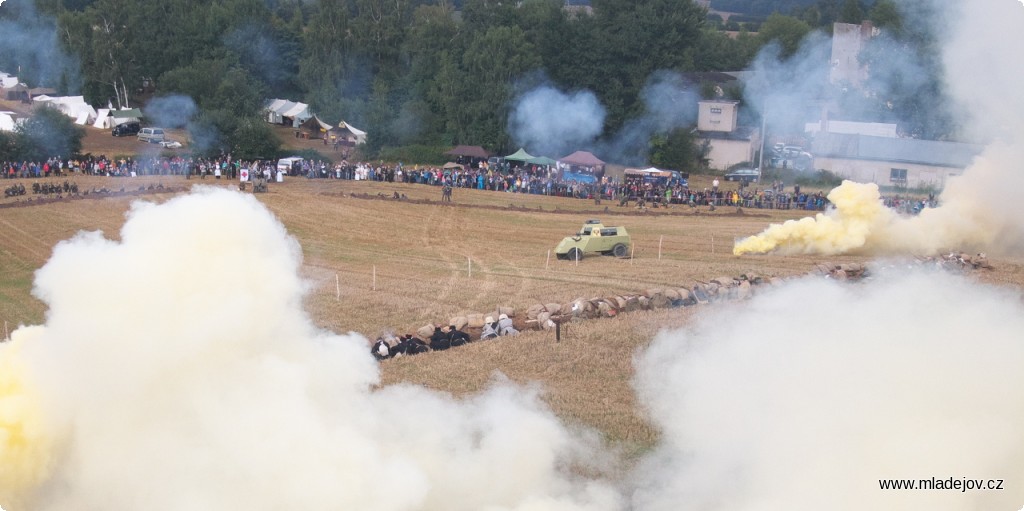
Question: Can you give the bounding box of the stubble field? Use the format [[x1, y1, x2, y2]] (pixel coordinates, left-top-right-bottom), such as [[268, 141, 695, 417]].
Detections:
[[3, 174, 1024, 458]]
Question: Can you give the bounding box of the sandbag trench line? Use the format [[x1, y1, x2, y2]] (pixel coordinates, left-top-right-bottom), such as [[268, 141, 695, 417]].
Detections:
[[390, 255, 993, 349]]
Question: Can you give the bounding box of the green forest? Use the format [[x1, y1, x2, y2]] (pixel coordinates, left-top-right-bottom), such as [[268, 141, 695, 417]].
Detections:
[[0, 0, 941, 169]]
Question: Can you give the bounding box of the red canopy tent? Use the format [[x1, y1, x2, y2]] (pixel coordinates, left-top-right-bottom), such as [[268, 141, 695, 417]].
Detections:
[[557, 151, 606, 183], [558, 150, 605, 166]]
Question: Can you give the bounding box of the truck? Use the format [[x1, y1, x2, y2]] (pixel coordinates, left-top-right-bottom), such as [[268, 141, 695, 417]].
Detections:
[[554, 220, 631, 261]]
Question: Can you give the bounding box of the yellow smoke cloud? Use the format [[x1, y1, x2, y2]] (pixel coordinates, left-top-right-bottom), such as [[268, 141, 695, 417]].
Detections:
[[734, 180, 892, 255], [0, 333, 53, 507]]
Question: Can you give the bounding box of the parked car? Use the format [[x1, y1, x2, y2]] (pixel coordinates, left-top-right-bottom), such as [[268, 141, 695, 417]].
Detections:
[[555, 219, 631, 261], [723, 168, 761, 183], [137, 127, 165, 143], [111, 122, 140, 137]]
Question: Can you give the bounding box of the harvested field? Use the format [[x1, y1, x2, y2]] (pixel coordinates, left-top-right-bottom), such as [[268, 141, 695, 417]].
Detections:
[[3, 173, 1024, 456]]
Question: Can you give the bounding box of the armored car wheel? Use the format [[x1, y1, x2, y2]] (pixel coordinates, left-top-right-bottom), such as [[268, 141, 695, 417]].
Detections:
[[567, 248, 583, 261], [612, 243, 629, 258]]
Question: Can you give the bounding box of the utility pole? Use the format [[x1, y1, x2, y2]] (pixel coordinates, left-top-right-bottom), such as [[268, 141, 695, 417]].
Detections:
[[757, 101, 767, 172]]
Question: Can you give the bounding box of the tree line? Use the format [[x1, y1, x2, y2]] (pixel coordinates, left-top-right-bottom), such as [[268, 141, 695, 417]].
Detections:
[[0, 0, 950, 171]]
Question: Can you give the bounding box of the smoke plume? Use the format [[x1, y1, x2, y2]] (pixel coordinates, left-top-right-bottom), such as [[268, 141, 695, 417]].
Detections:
[[508, 83, 606, 158], [0, 188, 620, 511], [735, 0, 1024, 256], [507, 73, 699, 165], [142, 95, 221, 154], [0, 0, 81, 91], [632, 270, 1024, 510]]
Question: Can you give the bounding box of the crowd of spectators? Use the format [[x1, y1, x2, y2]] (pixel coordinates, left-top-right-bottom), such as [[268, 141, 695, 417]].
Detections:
[[4, 155, 940, 215]]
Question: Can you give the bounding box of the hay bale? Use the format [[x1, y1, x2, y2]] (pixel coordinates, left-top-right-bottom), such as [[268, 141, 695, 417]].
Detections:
[[614, 296, 627, 309], [663, 288, 681, 301], [450, 316, 469, 330], [711, 276, 735, 286], [643, 288, 663, 298], [498, 306, 515, 317], [638, 296, 651, 310], [527, 304, 544, 320], [624, 296, 641, 312], [417, 324, 435, 338], [467, 313, 485, 328], [544, 303, 562, 314]]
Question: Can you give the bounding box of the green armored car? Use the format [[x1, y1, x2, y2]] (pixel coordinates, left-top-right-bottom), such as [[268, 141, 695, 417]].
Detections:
[[555, 219, 631, 261]]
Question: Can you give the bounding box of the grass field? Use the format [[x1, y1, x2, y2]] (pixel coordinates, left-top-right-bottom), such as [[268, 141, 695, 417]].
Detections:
[[3, 173, 1024, 459]]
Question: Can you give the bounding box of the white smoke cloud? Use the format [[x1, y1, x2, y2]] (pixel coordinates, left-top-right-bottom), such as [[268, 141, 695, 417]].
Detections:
[[0, 0, 81, 91], [0, 187, 620, 511], [507, 73, 699, 164], [142, 94, 221, 154], [508, 84, 606, 158], [632, 269, 1024, 511]]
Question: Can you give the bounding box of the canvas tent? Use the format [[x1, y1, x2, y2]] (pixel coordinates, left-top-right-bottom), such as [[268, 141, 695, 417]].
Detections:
[[28, 87, 56, 98], [4, 83, 28, 102], [297, 115, 333, 139], [330, 121, 367, 146], [33, 95, 97, 125], [93, 108, 111, 128], [527, 156, 557, 167], [557, 150, 606, 183], [264, 98, 312, 127], [0, 72, 19, 89], [503, 148, 534, 162], [0, 111, 18, 132], [111, 108, 142, 123]]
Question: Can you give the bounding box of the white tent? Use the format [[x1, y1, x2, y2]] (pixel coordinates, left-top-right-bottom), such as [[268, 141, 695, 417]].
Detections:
[[0, 72, 19, 89], [264, 98, 312, 127], [264, 99, 289, 124], [335, 121, 367, 145], [93, 108, 112, 129], [33, 95, 97, 125], [0, 111, 17, 132]]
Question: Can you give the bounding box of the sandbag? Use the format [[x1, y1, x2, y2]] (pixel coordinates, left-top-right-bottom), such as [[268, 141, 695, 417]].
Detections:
[[467, 313, 485, 328], [417, 324, 435, 338], [450, 316, 468, 330]]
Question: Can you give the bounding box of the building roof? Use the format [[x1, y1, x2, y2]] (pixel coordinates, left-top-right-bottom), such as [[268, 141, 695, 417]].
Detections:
[[811, 133, 982, 168]]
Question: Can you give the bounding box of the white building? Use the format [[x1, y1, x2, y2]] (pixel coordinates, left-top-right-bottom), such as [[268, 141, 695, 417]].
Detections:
[[811, 132, 982, 188], [695, 99, 760, 171]]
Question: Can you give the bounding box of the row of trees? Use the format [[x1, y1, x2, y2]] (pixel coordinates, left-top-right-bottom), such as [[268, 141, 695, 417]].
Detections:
[[1, 0, 952, 171]]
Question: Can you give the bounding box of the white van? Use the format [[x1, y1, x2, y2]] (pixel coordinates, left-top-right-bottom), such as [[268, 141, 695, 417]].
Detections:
[[137, 127, 165, 143], [277, 156, 303, 175]]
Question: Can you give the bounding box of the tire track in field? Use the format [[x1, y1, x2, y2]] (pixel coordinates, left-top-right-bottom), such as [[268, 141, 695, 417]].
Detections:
[[0, 217, 53, 262]]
